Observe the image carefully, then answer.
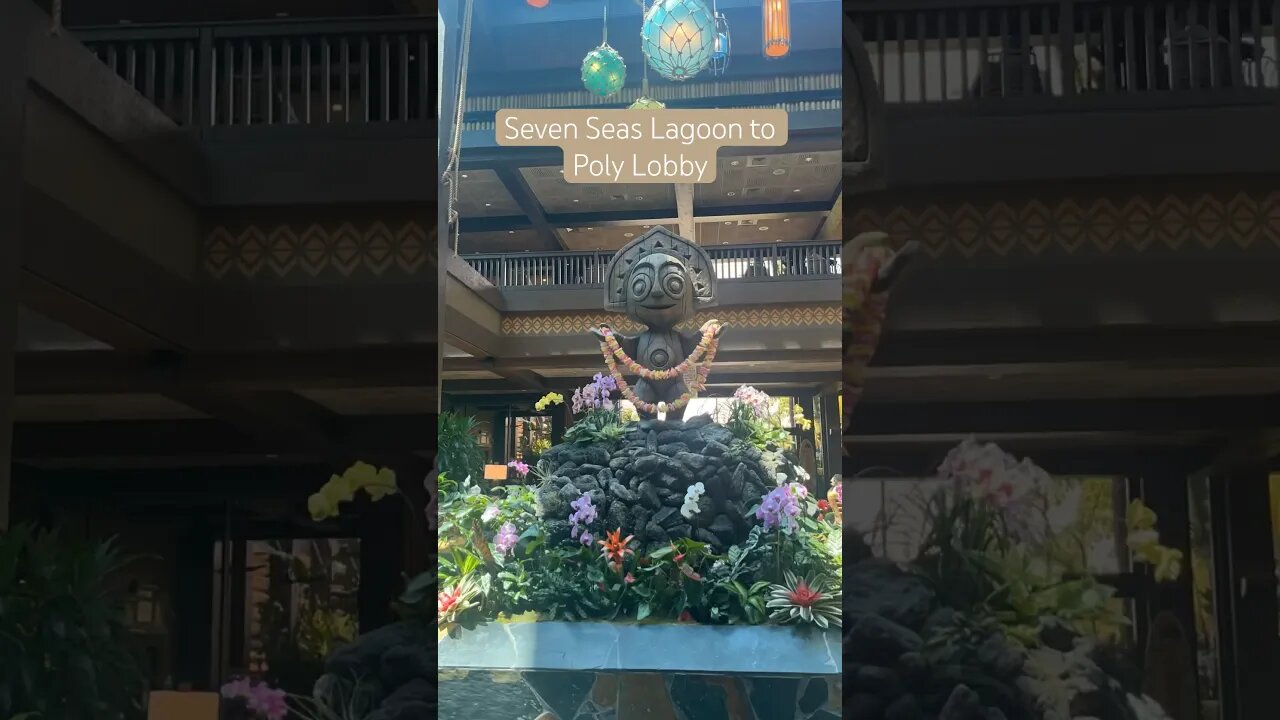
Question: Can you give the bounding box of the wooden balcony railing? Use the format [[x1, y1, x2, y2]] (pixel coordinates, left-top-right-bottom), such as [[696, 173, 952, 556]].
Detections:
[[464, 242, 842, 289], [72, 17, 433, 127], [846, 0, 1280, 107]]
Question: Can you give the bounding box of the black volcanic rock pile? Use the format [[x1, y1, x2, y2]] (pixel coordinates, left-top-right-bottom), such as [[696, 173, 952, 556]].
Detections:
[[534, 416, 777, 552], [841, 550, 1162, 720]]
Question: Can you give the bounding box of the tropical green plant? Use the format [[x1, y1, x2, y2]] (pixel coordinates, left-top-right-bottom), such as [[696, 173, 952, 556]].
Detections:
[[437, 411, 486, 485], [0, 525, 144, 720]]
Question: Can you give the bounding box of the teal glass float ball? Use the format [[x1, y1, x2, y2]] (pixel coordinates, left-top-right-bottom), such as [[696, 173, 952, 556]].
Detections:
[[581, 44, 627, 97], [641, 0, 716, 81]]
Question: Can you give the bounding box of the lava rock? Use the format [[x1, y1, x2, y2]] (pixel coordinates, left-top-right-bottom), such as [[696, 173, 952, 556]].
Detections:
[[847, 560, 936, 630], [703, 440, 729, 457], [693, 528, 721, 546], [658, 442, 690, 456], [884, 694, 925, 720], [379, 645, 432, 688], [847, 614, 924, 661], [939, 685, 981, 720], [846, 693, 886, 720], [653, 506, 680, 528], [675, 452, 709, 472], [708, 514, 736, 545], [608, 481, 637, 504], [536, 419, 772, 549], [638, 481, 661, 509], [645, 522, 670, 542]]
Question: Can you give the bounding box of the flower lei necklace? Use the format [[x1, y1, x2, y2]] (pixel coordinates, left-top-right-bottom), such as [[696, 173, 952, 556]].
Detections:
[[595, 319, 722, 415]]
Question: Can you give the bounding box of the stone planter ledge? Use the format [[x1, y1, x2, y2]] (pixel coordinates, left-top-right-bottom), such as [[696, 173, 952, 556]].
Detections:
[[438, 621, 842, 676]]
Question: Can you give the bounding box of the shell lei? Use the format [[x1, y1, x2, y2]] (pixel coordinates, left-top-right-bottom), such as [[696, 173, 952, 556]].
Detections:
[[597, 320, 722, 415]]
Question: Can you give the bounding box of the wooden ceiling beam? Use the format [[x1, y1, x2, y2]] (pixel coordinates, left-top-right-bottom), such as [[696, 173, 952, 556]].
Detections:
[[492, 164, 564, 251], [11, 413, 436, 463], [848, 394, 1280, 437], [442, 371, 836, 395], [16, 345, 439, 395], [872, 325, 1280, 368]]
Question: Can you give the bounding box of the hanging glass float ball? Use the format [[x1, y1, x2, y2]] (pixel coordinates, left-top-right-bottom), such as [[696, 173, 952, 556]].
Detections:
[[641, 0, 717, 81], [629, 96, 667, 110], [581, 44, 627, 97], [527, 0, 549, 7]]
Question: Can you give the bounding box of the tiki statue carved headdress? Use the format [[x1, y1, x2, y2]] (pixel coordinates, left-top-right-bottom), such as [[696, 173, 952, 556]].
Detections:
[[604, 226, 717, 327]]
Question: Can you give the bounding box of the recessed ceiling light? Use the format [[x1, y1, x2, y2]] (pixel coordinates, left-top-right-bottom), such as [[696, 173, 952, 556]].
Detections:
[[782, 218, 790, 222], [559, 169, 564, 174], [484, 202, 492, 207], [587, 227, 594, 230], [721, 241, 729, 244], [775, 238, 782, 242], [730, 161, 740, 166], [573, 199, 580, 203], [624, 232, 633, 237], [759, 226, 769, 231], [727, 191, 736, 197], [772, 169, 786, 176], [804, 157, 814, 162], [461, 173, 469, 179], [565, 228, 573, 232], [636, 196, 644, 200], [507, 230, 515, 234], [523, 249, 530, 252], [643, 225, 650, 229], [792, 188, 801, 193], [724, 221, 732, 225]]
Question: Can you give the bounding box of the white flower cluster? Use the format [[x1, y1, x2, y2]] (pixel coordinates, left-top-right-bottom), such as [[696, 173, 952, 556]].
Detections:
[[680, 482, 706, 519], [1017, 643, 1098, 720]]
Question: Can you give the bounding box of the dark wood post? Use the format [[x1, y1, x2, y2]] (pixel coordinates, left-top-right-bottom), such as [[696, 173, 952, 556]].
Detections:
[[1132, 465, 1199, 719], [0, 0, 31, 529], [1209, 466, 1278, 720]]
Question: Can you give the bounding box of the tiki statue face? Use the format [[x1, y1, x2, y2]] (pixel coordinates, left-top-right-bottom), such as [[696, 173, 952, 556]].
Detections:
[[626, 251, 693, 328]]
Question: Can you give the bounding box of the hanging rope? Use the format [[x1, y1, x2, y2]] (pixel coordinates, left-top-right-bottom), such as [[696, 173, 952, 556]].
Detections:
[[442, 0, 475, 257], [50, 0, 62, 35], [641, 0, 650, 96], [602, 0, 609, 45]]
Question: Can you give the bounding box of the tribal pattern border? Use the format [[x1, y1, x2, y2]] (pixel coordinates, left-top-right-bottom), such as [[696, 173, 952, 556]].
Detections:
[[848, 191, 1280, 257], [502, 305, 840, 336], [204, 221, 434, 279]]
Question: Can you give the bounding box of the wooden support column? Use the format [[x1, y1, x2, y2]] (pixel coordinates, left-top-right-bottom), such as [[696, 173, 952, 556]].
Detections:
[[675, 183, 695, 241], [1132, 465, 1199, 718], [819, 391, 842, 487], [1209, 466, 1278, 720], [0, 3, 31, 530]]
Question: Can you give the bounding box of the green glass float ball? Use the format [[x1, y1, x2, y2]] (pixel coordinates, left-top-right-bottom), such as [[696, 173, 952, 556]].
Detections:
[[582, 44, 627, 98], [629, 96, 667, 110]]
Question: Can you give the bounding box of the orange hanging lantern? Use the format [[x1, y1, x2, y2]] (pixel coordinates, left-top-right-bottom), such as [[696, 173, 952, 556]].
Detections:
[[527, 0, 549, 7], [762, 0, 790, 59]]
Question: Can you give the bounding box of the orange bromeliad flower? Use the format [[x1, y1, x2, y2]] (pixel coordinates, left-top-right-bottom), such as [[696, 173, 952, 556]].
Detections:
[[599, 528, 635, 568]]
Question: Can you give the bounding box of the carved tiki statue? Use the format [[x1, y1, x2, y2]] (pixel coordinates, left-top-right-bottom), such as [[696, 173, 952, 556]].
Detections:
[[593, 227, 720, 410]]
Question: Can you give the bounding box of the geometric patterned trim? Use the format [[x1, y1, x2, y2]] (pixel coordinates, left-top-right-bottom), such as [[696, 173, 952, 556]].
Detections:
[[204, 220, 434, 279], [848, 191, 1280, 258], [502, 304, 840, 336]]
